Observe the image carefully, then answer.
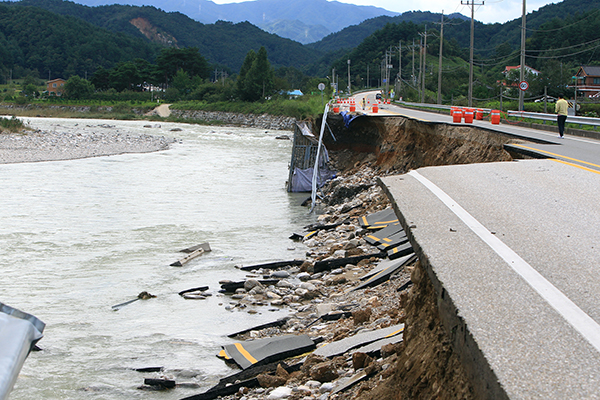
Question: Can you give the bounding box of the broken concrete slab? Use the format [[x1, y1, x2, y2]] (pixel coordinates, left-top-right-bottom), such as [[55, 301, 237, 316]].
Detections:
[[220, 334, 316, 370], [354, 254, 416, 291], [359, 208, 398, 229], [313, 324, 404, 359]]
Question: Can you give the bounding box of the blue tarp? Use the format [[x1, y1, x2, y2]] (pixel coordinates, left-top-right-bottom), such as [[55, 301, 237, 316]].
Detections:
[[291, 166, 336, 192], [0, 303, 45, 400], [340, 111, 365, 128]]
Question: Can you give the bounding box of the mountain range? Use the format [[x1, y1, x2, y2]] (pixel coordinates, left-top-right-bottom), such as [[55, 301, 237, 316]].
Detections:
[[52, 0, 401, 44], [1, 0, 598, 83]]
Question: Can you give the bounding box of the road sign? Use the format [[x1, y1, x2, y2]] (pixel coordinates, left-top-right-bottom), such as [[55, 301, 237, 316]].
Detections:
[[318, 83, 325, 91], [519, 81, 529, 91]]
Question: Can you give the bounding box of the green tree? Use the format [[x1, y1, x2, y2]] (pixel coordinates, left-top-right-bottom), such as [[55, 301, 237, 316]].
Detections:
[[109, 61, 142, 91], [91, 66, 110, 91], [237, 49, 256, 100], [238, 47, 274, 102], [22, 84, 39, 98], [171, 69, 192, 94], [64, 75, 95, 99], [155, 47, 209, 85]]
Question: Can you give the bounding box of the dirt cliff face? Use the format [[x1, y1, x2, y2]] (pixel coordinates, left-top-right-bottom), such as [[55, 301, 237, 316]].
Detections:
[[317, 114, 514, 399], [130, 17, 178, 46], [323, 115, 513, 173]]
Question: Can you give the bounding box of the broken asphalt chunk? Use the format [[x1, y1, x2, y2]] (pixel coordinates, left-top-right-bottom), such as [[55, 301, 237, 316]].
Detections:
[[237, 260, 304, 271], [219, 334, 316, 370]]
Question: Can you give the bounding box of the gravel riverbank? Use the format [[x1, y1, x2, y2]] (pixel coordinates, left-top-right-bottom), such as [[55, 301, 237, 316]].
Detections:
[[0, 122, 175, 164]]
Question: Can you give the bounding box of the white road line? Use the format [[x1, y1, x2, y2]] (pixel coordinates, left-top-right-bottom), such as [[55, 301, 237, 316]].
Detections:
[[409, 170, 600, 353]]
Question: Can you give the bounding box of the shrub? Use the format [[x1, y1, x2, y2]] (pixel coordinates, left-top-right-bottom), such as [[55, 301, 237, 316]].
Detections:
[[0, 116, 25, 132]]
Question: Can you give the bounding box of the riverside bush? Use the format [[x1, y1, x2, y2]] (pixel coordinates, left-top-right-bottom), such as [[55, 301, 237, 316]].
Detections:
[[0, 116, 25, 132]]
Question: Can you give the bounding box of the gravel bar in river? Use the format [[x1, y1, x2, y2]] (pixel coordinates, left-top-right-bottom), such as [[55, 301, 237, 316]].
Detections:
[[0, 122, 175, 164]]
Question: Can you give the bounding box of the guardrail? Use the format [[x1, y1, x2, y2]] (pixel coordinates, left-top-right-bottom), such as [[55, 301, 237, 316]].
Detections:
[[506, 110, 600, 130], [398, 101, 494, 114]]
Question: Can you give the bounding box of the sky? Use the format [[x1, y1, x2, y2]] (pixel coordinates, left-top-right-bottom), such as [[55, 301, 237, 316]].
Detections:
[[210, 0, 559, 25]]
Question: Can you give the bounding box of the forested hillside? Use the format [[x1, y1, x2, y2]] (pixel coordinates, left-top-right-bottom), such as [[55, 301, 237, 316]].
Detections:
[[0, 3, 159, 79], [308, 11, 467, 53], [7, 0, 323, 72], [309, 0, 599, 58]]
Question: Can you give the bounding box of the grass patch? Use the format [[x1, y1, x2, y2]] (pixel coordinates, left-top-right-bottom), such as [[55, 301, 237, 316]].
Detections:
[[172, 96, 325, 120], [0, 116, 25, 133]]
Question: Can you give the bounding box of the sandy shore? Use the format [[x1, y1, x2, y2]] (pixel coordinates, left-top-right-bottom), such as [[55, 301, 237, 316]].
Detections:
[[0, 122, 175, 164]]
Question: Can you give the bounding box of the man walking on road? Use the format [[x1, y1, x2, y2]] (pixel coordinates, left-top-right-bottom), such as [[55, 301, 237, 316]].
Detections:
[[555, 94, 568, 138]]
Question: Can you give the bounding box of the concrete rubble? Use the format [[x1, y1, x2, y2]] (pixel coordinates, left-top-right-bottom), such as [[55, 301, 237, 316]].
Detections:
[[174, 164, 422, 400]]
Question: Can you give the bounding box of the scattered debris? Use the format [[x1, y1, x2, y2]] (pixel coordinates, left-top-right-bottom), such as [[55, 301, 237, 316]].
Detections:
[[111, 291, 155, 310], [180, 243, 212, 254], [227, 317, 291, 338], [143, 378, 175, 389], [218, 335, 317, 369], [178, 286, 209, 296], [171, 249, 205, 267], [237, 260, 304, 272]]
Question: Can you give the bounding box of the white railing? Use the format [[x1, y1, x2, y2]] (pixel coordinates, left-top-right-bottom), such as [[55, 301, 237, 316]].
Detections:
[[506, 110, 600, 129]]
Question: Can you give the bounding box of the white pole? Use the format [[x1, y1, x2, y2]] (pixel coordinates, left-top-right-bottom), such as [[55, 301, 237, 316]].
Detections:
[[310, 103, 330, 212]]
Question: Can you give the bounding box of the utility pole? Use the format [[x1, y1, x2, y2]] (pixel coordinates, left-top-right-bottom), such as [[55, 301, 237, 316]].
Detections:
[[367, 65, 369, 88], [398, 41, 402, 92], [518, 0, 526, 111], [422, 26, 427, 103], [418, 35, 423, 102], [347, 59, 351, 95], [462, 0, 484, 107], [418, 27, 427, 103], [412, 39, 415, 86], [332, 68, 336, 95], [436, 12, 444, 105]]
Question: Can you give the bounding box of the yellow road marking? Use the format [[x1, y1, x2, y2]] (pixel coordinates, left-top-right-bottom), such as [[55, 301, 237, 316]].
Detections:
[[512, 143, 600, 170], [218, 349, 231, 360], [384, 327, 404, 338], [552, 159, 600, 175], [234, 343, 258, 364], [366, 235, 381, 242]]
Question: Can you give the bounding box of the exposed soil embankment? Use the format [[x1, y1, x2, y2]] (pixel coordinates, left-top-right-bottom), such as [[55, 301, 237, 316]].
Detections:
[[320, 114, 517, 399], [323, 115, 513, 173]]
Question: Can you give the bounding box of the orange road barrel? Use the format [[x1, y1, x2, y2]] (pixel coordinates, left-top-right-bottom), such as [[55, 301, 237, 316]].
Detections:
[[464, 108, 474, 123], [372, 105, 378, 113], [452, 108, 462, 123], [350, 105, 356, 112], [476, 109, 484, 120], [491, 110, 500, 124], [333, 106, 340, 113]]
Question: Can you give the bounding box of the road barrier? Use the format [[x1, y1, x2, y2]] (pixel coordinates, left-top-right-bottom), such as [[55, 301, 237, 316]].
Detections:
[[372, 105, 379, 113], [476, 109, 484, 120], [451, 107, 462, 123], [491, 110, 501, 124], [464, 108, 474, 123]]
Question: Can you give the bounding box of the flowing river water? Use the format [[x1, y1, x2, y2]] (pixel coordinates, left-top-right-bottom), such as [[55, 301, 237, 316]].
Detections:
[[1, 117, 316, 399]]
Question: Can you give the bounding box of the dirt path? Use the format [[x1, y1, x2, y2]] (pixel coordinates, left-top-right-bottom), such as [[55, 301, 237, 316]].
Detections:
[[145, 103, 171, 117]]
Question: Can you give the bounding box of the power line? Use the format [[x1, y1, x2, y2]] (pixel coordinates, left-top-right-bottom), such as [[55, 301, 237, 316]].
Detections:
[[526, 42, 600, 59], [526, 37, 600, 53], [525, 9, 600, 32]]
